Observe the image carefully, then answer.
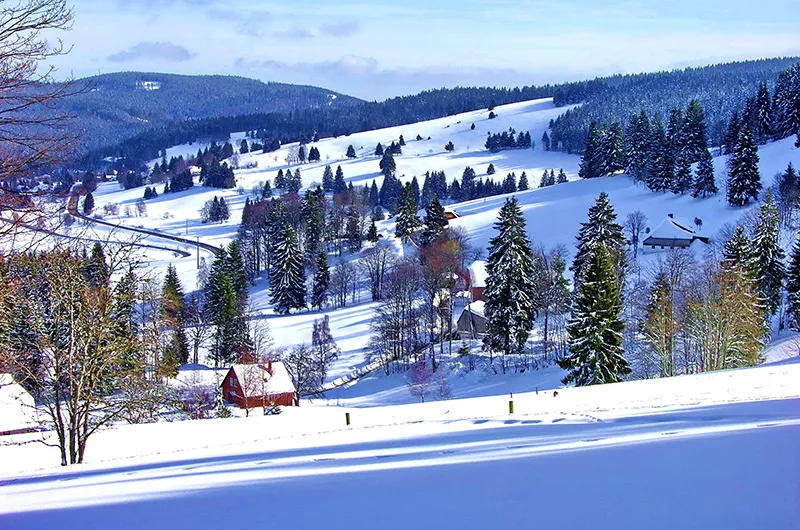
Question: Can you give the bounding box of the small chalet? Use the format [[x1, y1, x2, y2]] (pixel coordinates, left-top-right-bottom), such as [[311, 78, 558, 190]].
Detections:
[[221, 361, 297, 409], [456, 300, 487, 339], [0, 374, 38, 436], [467, 260, 488, 302], [444, 208, 460, 221], [642, 214, 709, 250]]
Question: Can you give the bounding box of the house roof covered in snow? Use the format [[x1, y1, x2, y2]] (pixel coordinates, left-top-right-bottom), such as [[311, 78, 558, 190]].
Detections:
[[643, 215, 709, 248], [228, 362, 296, 398], [468, 260, 488, 288], [462, 300, 486, 318], [0, 373, 38, 435]]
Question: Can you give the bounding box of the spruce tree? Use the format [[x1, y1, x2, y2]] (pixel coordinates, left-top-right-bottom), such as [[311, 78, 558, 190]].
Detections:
[[483, 197, 539, 363], [649, 113, 674, 192], [83, 192, 94, 214], [624, 110, 651, 182], [750, 191, 786, 314], [311, 249, 330, 310], [421, 197, 448, 245], [578, 121, 603, 179], [692, 150, 717, 198], [557, 169, 568, 183], [786, 238, 800, 330], [84, 242, 109, 289], [560, 244, 629, 386], [270, 225, 306, 314], [683, 99, 709, 163], [275, 169, 285, 189], [375, 142, 384, 156], [366, 218, 379, 243], [369, 180, 379, 207], [571, 192, 626, 281], [161, 264, 185, 328], [395, 183, 421, 241], [322, 165, 334, 192], [346, 145, 356, 158], [672, 154, 693, 195], [487, 163, 495, 175], [722, 225, 754, 275], [333, 166, 347, 194], [518, 171, 529, 190], [727, 124, 761, 206]]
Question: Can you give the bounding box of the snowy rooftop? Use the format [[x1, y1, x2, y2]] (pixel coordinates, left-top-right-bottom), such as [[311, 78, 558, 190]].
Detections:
[[230, 362, 295, 397], [646, 216, 706, 241], [463, 299, 486, 317], [468, 260, 488, 288], [0, 373, 37, 434]]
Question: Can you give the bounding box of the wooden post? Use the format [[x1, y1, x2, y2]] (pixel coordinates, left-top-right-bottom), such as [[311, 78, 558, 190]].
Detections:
[[508, 400, 514, 414], [345, 412, 351, 426]]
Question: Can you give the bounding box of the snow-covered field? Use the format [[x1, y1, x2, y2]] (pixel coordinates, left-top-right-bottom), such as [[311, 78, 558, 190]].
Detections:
[[2, 359, 799, 529]]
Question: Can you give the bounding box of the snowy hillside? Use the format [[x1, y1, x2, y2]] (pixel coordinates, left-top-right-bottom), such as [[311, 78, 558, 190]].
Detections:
[[2, 359, 799, 529], [79, 97, 800, 400]]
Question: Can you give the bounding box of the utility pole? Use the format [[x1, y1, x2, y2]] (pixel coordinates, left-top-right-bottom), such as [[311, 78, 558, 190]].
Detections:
[[196, 235, 200, 269]]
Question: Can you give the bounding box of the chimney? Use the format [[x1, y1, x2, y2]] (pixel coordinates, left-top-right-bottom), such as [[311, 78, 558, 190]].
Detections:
[[267, 360, 273, 375]]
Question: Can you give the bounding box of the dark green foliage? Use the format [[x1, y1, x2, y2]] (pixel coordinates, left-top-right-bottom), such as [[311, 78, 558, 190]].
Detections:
[[750, 191, 785, 314], [483, 198, 539, 362], [395, 183, 421, 241], [270, 225, 306, 314], [571, 192, 626, 282], [421, 197, 448, 245], [560, 244, 629, 386], [518, 171, 529, 190], [322, 165, 334, 192], [727, 124, 762, 206], [786, 238, 800, 330], [311, 250, 330, 310], [346, 144, 356, 158], [83, 192, 94, 214], [487, 163, 495, 175], [692, 150, 718, 198]]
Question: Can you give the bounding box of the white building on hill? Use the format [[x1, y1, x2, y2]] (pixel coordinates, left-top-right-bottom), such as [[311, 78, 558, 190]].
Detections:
[[643, 214, 709, 250]]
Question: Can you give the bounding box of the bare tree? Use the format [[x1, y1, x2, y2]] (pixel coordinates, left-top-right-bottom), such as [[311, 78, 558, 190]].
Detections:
[[624, 210, 648, 261], [185, 292, 212, 365], [0, 1, 80, 236], [359, 241, 396, 301], [406, 358, 434, 403], [282, 344, 322, 403], [285, 145, 300, 166]]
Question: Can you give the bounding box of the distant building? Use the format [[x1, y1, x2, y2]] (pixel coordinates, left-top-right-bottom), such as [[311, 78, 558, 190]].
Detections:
[[642, 214, 709, 250], [0, 374, 38, 436], [444, 208, 460, 220], [456, 300, 487, 339], [136, 80, 161, 91], [221, 361, 297, 409], [467, 260, 488, 302]]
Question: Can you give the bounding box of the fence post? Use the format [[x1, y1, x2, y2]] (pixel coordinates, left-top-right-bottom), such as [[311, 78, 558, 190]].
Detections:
[[508, 400, 514, 414], [345, 412, 351, 426]]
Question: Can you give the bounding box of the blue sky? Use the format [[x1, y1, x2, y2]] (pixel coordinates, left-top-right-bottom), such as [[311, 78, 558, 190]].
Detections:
[[52, 0, 800, 100]]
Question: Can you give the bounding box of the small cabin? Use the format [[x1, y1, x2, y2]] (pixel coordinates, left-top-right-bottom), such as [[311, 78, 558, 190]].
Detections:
[[467, 260, 488, 302], [642, 214, 709, 250], [444, 208, 460, 221], [456, 301, 487, 339], [221, 361, 297, 409]]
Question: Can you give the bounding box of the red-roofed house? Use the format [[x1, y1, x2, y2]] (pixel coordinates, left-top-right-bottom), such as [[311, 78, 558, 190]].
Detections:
[[221, 361, 297, 409]]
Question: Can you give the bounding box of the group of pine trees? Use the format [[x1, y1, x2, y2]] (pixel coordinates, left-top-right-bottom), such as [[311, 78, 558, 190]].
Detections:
[[485, 128, 532, 152], [480, 185, 798, 385], [274, 168, 303, 194], [200, 196, 230, 223], [538, 168, 568, 188]]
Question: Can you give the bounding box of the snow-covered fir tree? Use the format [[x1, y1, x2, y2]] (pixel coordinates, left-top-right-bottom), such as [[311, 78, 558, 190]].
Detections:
[[322, 165, 334, 192], [310, 249, 330, 310], [672, 154, 693, 195], [395, 182, 421, 241], [570, 192, 626, 281], [560, 243, 630, 386], [786, 238, 800, 330], [270, 225, 306, 314], [483, 197, 539, 364], [420, 197, 448, 245], [692, 150, 717, 198], [727, 124, 761, 206], [749, 191, 785, 314]]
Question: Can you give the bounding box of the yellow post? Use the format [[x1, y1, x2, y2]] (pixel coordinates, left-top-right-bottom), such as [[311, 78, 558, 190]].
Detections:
[[509, 400, 514, 414]]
